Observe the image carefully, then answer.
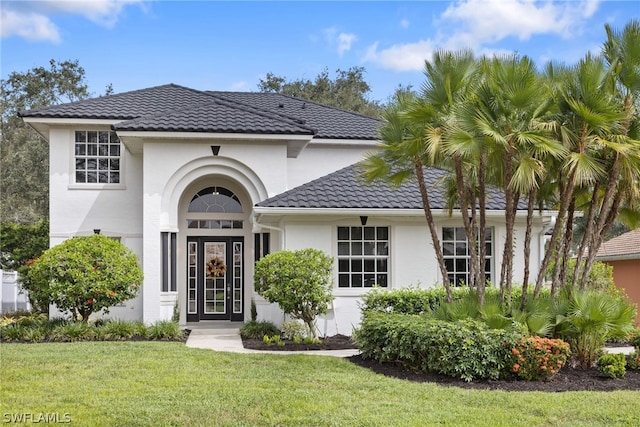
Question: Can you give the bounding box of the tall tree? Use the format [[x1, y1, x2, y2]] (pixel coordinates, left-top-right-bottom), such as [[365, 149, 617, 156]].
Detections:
[[360, 92, 454, 302], [1, 59, 90, 223], [258, 67, 382, 117]]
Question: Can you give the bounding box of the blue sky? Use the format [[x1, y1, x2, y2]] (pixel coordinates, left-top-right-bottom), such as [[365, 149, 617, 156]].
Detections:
[[2, 1, 639, 102]]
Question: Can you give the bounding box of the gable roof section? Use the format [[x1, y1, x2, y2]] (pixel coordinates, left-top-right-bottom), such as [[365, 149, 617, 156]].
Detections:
[[595, 229, 640, 261], [208, 92, 380, 140], [20, 84, 380, 139], [256, 163, 524, 210]]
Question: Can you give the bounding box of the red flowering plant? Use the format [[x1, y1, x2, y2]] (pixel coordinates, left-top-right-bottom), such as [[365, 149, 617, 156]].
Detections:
[[27, 235, 144, 322], [508, 336, 571, 381]]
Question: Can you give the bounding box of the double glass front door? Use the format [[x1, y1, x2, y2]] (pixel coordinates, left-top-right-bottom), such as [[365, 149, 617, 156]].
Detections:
[[186, 237, 244, 321]]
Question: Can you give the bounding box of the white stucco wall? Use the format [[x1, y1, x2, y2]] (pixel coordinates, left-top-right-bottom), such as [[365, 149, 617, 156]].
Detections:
[[48, 126, 144, 321], [258, 213, 548, 336]]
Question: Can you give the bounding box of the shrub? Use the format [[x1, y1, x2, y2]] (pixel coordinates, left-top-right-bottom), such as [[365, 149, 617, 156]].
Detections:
[[546, 259, 616, 292], [626, 351, 640, 370], [282, 321, 307, 340], [629, 329, 640, 349], [27, 234, 144, 322], [355, 313, 525, 381], [254, 249, 333, 338], [146, 321, 182, 340], [240, 321, 280, 339], [98, 320, 147, 341], [597, 353, 626, 379], [554, 289, 637, 369], [50, 322, 96, 342], [508, 336, 571, 381]]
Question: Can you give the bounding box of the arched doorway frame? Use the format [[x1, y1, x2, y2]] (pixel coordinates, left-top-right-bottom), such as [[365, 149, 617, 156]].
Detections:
[[161, 156, 268, 323]]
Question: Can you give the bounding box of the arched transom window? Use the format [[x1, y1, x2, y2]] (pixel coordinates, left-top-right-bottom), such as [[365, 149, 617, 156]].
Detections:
[[188, 187, 243, 213], [187, 187, 244, 229]]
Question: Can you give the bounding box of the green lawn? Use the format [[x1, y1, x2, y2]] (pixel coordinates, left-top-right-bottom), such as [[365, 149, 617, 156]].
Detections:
[[1, 342, 638, 426]]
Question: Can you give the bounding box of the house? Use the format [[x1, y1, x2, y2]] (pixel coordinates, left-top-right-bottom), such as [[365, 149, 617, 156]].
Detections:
[[20, 84, 552, 335], [595, 229, 640, 324]]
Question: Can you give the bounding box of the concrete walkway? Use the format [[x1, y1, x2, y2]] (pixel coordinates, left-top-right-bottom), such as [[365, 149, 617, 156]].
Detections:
[[185, 327, 360, 358]]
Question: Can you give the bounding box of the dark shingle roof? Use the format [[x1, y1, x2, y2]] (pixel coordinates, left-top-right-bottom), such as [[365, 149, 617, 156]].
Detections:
[[595, 229, 640, 260], [20, 84, 380, 139], [257, 163, 519, 210], [208, 92, 380, 139]]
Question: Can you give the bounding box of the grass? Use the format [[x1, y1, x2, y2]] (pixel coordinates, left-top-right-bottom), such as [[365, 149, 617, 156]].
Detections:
[[1, 342, 639, 426]]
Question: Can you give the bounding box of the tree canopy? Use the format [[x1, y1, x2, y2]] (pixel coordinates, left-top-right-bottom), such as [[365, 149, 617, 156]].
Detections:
[[1, 59, 90, 224], [258, 66, 383, 117]]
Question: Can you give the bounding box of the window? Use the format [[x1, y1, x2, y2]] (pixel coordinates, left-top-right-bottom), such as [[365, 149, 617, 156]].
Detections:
[[442, 227, 492, 286], [161, 232, 177, 292], [75, 131, 121, 184], [337, 226, 389, 288], [188, 187, 242, 213]]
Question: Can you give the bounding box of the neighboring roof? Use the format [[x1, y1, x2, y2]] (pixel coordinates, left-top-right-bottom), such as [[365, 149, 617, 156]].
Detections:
[[595, 229, 640, 261], [20, 83, 380, 140], [256, 163, 526, 210]]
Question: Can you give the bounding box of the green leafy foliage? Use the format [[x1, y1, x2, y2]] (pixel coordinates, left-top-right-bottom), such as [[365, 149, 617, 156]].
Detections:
[[627, 351, 640, 370], [239, 320, 280, 339], [27, 235, 143, 322], [0, 314, 183, 342], [555, 289, 637, 368], [281, 320, 307, 340], [508, 336, 571, 381], [597, 353, 627, 379], [254, 249, 333, 338], [0, 221, 50, 313], [146, 321, 183, 340], [546, 259, 616, 292], [355, 313, 525, 381], [258, 67, 381, 117]]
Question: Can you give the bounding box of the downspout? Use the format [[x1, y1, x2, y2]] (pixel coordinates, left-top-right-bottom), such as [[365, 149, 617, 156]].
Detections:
[[251, 211, 286, 249]]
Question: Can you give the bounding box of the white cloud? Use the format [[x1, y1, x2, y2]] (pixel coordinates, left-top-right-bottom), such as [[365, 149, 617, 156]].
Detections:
[[1, 0, 148, 42], [1, 8, 60, 42], [363, 0, 601, 72], [337, 32, 357, 56], [363, 40, 436, 72], [441, 0, 601, 43], [323, 27, 357, 56]]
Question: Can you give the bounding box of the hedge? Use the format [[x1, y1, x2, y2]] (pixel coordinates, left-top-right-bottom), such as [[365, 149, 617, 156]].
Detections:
[[354, 313, 526, 381]]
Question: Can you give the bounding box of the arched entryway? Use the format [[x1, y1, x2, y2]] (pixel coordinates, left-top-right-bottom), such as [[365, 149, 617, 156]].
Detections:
[[180, 180, 251, 322]]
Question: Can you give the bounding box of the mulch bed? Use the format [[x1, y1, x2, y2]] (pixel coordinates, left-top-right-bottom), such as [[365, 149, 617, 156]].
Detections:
[[242, 335, 640, 392]]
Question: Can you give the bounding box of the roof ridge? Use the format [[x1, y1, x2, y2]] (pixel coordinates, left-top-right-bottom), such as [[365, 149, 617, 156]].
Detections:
[[205, 93, 318, 134]]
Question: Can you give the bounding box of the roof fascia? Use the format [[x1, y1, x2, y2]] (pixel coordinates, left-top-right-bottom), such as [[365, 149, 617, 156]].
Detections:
[[116, 131, 313, 158], [308, 138, 380, 147], [21, 117, 122, 141], [595, 254, 640, 261], [253, 206, 558, 218]]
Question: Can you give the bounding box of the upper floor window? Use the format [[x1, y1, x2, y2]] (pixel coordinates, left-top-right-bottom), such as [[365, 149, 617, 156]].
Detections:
[[75, 131, 121, 184], [442, 226, 493, 287], [337, 226, 389, 288]]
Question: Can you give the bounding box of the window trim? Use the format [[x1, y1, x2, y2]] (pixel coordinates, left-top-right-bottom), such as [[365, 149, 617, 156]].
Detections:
[[68, 129, 126, 190], [336, 225, 390, 290]]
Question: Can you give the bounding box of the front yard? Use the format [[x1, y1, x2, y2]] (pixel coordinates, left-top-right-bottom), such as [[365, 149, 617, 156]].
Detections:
[[1, 342, 639, 426]]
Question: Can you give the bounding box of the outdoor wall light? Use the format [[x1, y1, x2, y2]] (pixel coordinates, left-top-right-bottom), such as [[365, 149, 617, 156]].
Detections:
[[211, 145, 221, 156], [360, 216, 368, 226]]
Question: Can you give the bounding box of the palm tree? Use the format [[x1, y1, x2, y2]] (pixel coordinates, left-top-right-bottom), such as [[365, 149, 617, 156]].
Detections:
[[361, 93, 454, 302], [534, 54, 626, 295], [455, 55, 561, 303], [575, 19, 640, 289]]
